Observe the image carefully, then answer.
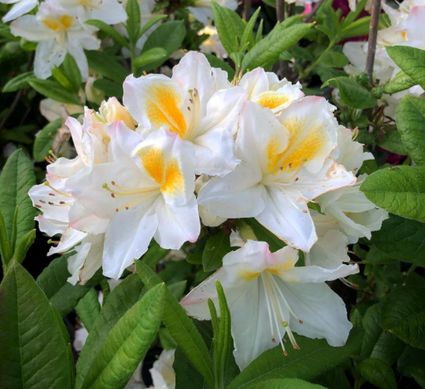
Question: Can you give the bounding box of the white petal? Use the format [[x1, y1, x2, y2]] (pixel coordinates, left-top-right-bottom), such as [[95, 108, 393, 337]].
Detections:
[[34, 40, 67, 79], [279, 263, 359, 283], [239, 67, 269, 100], [90, 0, 127, 24], [48, 225, 87, 255], [2, 0, 38, 22], [10, 15, 51, 41]]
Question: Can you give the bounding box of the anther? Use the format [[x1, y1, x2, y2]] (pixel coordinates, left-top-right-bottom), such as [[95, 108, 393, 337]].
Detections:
[[39, 200, 46, 204], [284, 351, 288, 356], [282, 321, 288, 327], [35, 204, 42, 208], [111, 193, 115, 198]]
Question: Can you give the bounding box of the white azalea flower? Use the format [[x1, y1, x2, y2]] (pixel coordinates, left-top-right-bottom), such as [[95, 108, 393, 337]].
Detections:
[[39, 98, 83, 122], [181, 240, 358, 370], [57, 0, 127, 25], [123, 51, 247, 176], [67, 123, 200, 279], [198, 99, 355, 252], [188, 0, 238, 24], [239, 67, 305, 114], [198, 25, 228, 59], [1, 0, 38, 23], [195, 174, 226, 227], [150, 349, 176, 389], [10, 0, 100, 80]]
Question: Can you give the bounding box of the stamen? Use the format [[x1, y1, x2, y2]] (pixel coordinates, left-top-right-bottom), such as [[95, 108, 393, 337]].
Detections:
[[261, 274, 277, 344], [44, 181, 73, 198]]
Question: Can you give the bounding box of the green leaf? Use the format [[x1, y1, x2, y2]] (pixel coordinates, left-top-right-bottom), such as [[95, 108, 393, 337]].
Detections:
[[142, 240, 169, 268], [240, 7, 261, 52], [174, 347, 208, 389], [85, 20, 129, 49], [227, 328, 364, 389], [138, 14, 167, 40], [325, 77, 376, 109], [134, 47, 167, 68], [383, 71, 416, 94], [0, 261, 73, 389], [340, 16, 370, 40], [0, 149, 36, 256], [242, 23, 313, 71], [141, 21, 186, 71], [376, 128, 408, 156], [92, 79, 123, 99], [246, 219, 285, 252], [135, 260, 215, 388], [361, 166, 425, 222], [29, 79, 81, 105], [381, 285, 425, 350], [386, 46, 425, 89], [358, 358, 397, 389], [75, 288, 101, 332], [62, 53, 82, 91], [51, 67, 75, 91], [126, 0, 141, 45], [33, 118, 63, 162], [81, 284, 165, 389], [245, 378, 327, 389], [210, 1, 245, 54], [86, 51, 127, 83], [371, 215, 425, 267], [37, 254, 102, 317], [318, 51, 348, 68], [396, 95, 425, 165], [203, 52, 235, 80], [202, 231, 232, 272], [398, 346, 425, 387], [3, 71, 35, 92], [13, 229, 36, 264], [75, 274, 145, 389]]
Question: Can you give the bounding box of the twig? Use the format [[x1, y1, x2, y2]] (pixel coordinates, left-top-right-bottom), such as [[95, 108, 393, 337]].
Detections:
[[276, 0, 285, 22], [305, 0, 326, 22], [365, 0, 381, 84], [242, 0, 250, 20]]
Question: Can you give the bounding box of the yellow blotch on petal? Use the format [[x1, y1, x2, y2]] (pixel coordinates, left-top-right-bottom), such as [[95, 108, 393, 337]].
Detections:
[[267, 258, 296, 276], [274, 117, 325, 173], [256, 92, 290, 110], [145, 84, 187, 138], [266, 134, 284, 174], [161, 159, 184, 195], [238, 269, 261, 282], [139, 147, 165, 184], [42, 15, 73, 31]]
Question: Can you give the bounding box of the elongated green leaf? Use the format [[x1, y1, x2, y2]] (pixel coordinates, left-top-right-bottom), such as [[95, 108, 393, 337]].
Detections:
[[142, 241, 169, 268], [240, 7, 261, 52], [242, 23, 313, 71], [376, 128, 408, 156], [227, 328, 364, 389], [135, 260, 215, 388], [62, 53, 82, 91], [202, 231, 232, 272], [141, 21, 185, 71], [13, 228, 36, 264], [0, 149, 36, 250], [246, 219, 285, 252], [361, 166, 425, 222], [381, 285, 425, 350], [398, 346, 425, 387], [76, 274, 145, 389], [29, 79, 81, 105], [126, 0, 140, 45], [3, 71, 35, 92], [325, 77, 376, 109], [358, 358, 397, 389], [319, 51, 348, 68], [0, 261, 73, 389], [51, 68, 75, 91], [174, 347, 208, 389], [340, 16, 370, 39], [37, 254, 102, 317], [246, 378, 327, 389], [134, 47, 167, 68], [85, 20, 129, 49], [396, 95, 425, 165], [86, 51, 127, 83], [33, 118, 63, 162], [371, 215, 425, 267], [383, 71, 415, 94], [387, 46, 425, 89], [81, 284, 165, 389], [75, 288, 101, 332], [211, 1, 245, 54], [138, 14, 167, 39], [92, 79, 123, 99]]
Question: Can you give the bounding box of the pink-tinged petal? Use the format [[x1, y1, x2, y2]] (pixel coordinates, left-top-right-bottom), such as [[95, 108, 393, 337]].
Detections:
[[278, 263, 359, 283]]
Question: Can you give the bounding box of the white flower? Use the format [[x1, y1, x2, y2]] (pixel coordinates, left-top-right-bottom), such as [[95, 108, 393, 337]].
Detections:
[[196, 174, 226, 227], [39, 98, 83, 122], [10, 0, 100, 80], [67, 123, 200, 279], [1, 0, 38, 23], [188, 0, 238, 24], [124, 51, 247, 176], [56, 0, 127, 25], [239, 67, 305, 114], [198, 25, 227, 59], [181, 240, 358, 370], [150, 349, 176, 389], [198, 99, 355, 252]]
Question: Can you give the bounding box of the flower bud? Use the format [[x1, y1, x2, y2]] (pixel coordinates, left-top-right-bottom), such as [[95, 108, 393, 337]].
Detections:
[[98, 97, 137, 130]]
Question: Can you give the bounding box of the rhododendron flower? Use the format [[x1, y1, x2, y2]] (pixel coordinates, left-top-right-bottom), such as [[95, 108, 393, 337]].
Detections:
[[124, 51, 247, 176], [198, 100, 355, 252], [67, 123, 200, 279], [1, 0, 37, 23], [239, 67, 304, 114], [150, 349, 176, 389], [57, 0, 127, 25], [181, 240, 358, 369], [11, 0, 100, 79], [198, 25, 227, 59], [188, 0, 238, 24]]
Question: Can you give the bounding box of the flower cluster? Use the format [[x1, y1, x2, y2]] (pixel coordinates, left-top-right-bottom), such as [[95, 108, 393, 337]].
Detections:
[[29, 51, 387, 369], [343, 0, 425, 117]]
